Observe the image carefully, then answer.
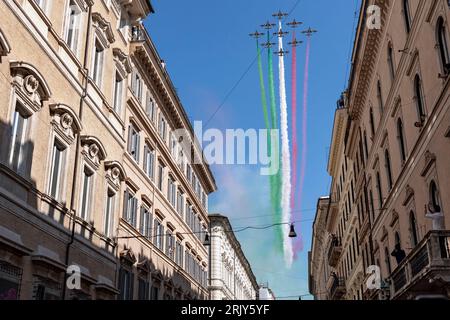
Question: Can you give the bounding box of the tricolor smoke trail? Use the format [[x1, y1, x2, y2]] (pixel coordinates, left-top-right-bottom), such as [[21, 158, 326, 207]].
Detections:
[[290, 31, 298, 212], [267, 31, 283, 248], [293, 34, 311, 259], [277, 21, 293, 268]]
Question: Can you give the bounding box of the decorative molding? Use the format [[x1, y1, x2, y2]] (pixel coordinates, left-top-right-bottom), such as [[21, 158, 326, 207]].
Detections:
[[390, 96, 401, 118], [402, 185, 415, 206], [80, 135, 107, 170], [10, 61, 52, 111], [420, 150, 436, 177], [406, 49, 419, 77], [49, 104, 83, 145], [389, 210, 399, 227], [120, 247, 136, 265], [92, 12, 115, 47], [0, 28, 11, 56], [445, 126, 450, 138], [113, 48, 132, 77], [104, 160, 126, 191]]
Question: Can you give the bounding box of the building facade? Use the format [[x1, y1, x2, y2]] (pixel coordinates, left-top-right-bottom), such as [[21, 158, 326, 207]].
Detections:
[[258, 283, 275, 300], [209, 214, 258, 300], [308, 197, 331, 300], [310, 0, 450, 300], [0, 0, 216, 300]]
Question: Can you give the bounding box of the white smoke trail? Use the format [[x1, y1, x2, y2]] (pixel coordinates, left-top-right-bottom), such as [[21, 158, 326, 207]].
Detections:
[[277, 21, 293, 268]]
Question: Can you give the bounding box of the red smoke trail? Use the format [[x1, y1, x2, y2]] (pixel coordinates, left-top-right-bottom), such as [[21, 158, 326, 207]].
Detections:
[[290, 31, 298, 212], [293, 36, 310, 260]]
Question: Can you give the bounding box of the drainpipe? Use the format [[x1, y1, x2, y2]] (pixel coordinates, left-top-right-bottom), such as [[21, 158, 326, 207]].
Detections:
[[62, 2, 93, 300]]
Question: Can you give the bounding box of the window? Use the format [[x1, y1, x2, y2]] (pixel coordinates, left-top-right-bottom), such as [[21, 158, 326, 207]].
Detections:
[[170, 132, 177, 158], [384, 149, 393, 190], [403, 0, 412, 33], [123, 189, 138, 227], [34, 0, 47, 11], [127, 124, 140, 163], [186, 165, 192, 182], [429, 180, 441, 211], [369, 189, 375, 221], [363, 131, 369, 160], [158, 114, 166, 140], [92, 39, 105, 87], [397, 118, 407, 162], [377, 80, 383, 114], [118, 267, 133, 300], [64, 1, 81, 53], [165, 230, 175, 260], [140, 206, 152, 239], [8, 104, 29, 172], [145, 94, 155, 122], [151, 286, 159, 300], [437, 17, 450, 71], [384, 247, 391, 276], [409, 211, 419, 247], [414, 75, 426, 122], [177, 189, 184, 216], [104, 189, 115, 238], [113, 72, 124, 114], [175, 241, 183, 267], [376, 171, 383, 209], [138, 278, 149, 300], [79, 166, 94, 221], [49, 139, 67, 200], [369, 107, 375, 137], [131, 70, 143, 102], [119, 11, 129, 40], [167, 176, 176, 207], [387, 43, 395, 82], [157, 163, 164, 191], [143, 144, 155, 180], [154, 219, 164, 251]]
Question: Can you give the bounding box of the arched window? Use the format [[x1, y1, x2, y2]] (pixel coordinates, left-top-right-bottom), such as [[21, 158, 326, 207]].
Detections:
[[388, 43, 396, 81], [429, 180, 441, 211], [397, 118, 407, 162], [395, 232, 401, 247], [385, 149, 393, 190], [437, 17, 450, 70], [369, 107, 375, 136], [414, 74, 426, 121], [409, 211, 419, 247], [403, 0, 412, 33], [377, 80, 384, 113], [384, 247, 392, 275], [376, 171, 383, 209]]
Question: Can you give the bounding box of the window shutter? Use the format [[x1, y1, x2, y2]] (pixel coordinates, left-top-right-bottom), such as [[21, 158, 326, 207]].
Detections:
[[135, 134, 140, 163], [148, 212, 153, 239], [122, 190, 128, 220]]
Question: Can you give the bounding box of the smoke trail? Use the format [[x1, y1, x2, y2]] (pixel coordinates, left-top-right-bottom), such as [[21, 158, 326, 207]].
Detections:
[[256, 39, 270, 132], [277, 21, 293, 268], [267, 31, 283, 248], [290, 31, 298, 212], [293, 35, 311, 259]]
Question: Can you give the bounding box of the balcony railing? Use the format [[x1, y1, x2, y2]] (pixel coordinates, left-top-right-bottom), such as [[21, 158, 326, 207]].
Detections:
[[327, 235, 342, 267], [130, 26, 145, 42], [327, 276, 346, 300], [390, 231, 450, 299]]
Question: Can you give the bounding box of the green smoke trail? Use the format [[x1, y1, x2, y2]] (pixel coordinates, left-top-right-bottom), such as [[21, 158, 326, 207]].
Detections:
[[257, 39, 270, 133], [267, 31, 283, 248]]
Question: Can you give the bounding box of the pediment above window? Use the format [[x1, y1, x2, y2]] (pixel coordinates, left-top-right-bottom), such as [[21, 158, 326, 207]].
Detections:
[[0, 28, 11, 57], [80, 135, 107, 169], [120, 247, 136, 265], [92, 12, 115, 47], [49, 103, 82, 145], [104, 160, 127, 189], [421, 150, 436, 177], [113, 48, 132, 77], [402, 185, 414, 206], [10, 61, 52, 112]]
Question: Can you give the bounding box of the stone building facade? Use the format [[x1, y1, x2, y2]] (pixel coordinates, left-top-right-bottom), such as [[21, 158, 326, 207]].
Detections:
[[0, 0, 216, 300], [209, 214, 258, 300], [310, 0, 450, 300]]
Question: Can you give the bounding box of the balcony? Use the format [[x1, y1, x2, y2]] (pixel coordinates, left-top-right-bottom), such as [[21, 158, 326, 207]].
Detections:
[[327, 235, 342, 267], [390, 231, 450, 300], [327, 275, 346, 300]]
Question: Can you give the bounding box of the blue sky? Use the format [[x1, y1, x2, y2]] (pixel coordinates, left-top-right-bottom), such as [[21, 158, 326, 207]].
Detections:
[[145, 0, 360, 299]]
